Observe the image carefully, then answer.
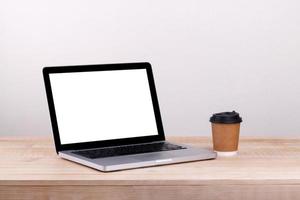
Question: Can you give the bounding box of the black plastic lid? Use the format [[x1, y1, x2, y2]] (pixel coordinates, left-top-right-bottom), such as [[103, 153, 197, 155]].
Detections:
[[210, 111, 242, 124]]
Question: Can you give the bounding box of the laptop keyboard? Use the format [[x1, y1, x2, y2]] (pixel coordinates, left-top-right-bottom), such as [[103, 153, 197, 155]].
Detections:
[[72, 142, 186, 159]]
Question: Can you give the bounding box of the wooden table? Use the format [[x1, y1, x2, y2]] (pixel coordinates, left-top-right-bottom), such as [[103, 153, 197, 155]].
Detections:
[[1, 136, 300, 200]]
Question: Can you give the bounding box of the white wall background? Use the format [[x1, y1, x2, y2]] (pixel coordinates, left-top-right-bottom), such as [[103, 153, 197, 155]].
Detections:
[[1, 0, 300, 136]]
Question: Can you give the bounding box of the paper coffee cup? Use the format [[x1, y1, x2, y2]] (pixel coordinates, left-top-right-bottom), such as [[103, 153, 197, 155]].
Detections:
[[210, 111, 242, 156]]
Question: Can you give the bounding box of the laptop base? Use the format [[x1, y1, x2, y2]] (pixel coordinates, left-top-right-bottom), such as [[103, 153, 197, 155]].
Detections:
[[59, 143, 217, 172]]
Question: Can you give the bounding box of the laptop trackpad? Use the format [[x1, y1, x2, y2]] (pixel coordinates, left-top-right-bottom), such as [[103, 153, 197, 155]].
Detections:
[[133, 152, 173, 162], [94, 152, 172, 165]]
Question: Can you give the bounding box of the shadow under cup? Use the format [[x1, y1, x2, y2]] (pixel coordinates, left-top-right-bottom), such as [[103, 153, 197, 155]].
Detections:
[[210, 111, 242, 156]]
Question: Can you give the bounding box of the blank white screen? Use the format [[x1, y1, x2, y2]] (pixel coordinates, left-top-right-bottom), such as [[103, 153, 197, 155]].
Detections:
[[49, 69, 159, 144]]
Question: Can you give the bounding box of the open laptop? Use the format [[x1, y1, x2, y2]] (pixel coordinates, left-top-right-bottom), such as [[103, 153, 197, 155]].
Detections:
[[43, 62, 216, 172]]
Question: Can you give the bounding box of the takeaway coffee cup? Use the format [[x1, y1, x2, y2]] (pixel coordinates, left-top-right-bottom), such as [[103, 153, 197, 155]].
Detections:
[[210, 111, 242, 156]]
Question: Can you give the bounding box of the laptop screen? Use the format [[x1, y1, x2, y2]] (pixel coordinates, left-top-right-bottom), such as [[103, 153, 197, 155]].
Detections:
[[49, 69, 159, 145]]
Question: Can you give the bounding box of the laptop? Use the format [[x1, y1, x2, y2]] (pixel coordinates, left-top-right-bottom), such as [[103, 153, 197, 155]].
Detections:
[[43, 62, 216, 172]]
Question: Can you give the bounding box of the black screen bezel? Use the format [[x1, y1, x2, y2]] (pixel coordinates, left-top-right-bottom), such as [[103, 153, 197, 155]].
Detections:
[[43, 62, 165, 153]]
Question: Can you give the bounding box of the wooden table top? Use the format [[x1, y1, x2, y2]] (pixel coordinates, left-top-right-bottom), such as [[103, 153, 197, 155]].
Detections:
[[1, 136, 300, 186]]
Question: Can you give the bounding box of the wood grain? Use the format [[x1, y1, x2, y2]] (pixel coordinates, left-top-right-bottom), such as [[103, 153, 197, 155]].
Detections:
[[1, 136, 300, 199]]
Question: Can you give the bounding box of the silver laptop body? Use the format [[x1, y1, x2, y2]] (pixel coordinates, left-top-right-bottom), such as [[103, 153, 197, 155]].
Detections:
[[43, 62, 216, 172]]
